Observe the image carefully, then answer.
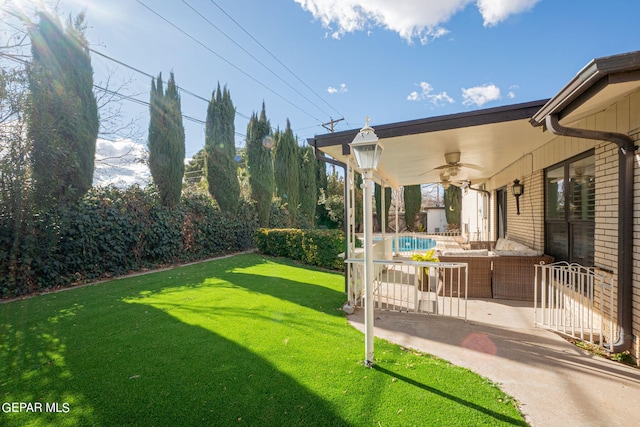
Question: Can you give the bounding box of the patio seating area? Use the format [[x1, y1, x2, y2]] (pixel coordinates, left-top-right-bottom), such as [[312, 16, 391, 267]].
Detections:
[[386, 235, 555, 301]]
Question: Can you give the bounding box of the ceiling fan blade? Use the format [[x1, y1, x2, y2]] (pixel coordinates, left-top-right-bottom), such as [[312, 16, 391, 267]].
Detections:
[[458, 163, 483, 171]]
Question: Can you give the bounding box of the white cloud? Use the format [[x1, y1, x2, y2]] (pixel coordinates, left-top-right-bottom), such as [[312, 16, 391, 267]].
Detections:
[[407, 82, 454, 106], [507, 84, 519, 99], [477, 0, 541, 27], [294, 0, 540, 44], [93, 138, 150, 188], [327, 83, 348, 94], [461, 83, 501, 107]]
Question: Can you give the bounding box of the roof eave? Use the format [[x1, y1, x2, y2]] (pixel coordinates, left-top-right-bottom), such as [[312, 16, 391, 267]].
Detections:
[[531, 51, 640, 127], [310, 100, 549, 152]]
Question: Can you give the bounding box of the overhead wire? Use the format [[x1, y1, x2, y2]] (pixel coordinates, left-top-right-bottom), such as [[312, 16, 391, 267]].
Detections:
[[181, 0, 334, 120], [135, 0, 323, 125], [89, 48, 251, 122], [0, 52, 247, 140], [206, 0, 345, 122]]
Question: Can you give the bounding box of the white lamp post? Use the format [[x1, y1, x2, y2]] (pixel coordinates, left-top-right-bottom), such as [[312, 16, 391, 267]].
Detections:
[[349, 117, 383, 367]]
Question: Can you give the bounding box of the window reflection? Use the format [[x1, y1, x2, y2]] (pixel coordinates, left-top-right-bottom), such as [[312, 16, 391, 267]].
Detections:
[[545, 153, 595, 265]]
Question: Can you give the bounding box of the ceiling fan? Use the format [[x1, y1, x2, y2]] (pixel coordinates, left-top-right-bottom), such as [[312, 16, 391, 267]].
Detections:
[[422, 152, 483, 177], [436, 171, 466, 189]]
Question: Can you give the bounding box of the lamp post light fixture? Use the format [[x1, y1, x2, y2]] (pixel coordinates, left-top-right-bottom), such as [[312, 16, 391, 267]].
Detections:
[[349, 117, 383, 368], [512, 179, 524, 215]]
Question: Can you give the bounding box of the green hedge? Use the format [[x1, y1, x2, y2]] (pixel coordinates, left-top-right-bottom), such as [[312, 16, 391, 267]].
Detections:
[[0, 187, 258, 297], [255, 228, 345, 271]]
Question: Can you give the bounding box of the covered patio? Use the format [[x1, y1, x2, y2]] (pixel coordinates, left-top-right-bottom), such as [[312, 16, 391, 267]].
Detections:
[[308, 51, 640, 361]]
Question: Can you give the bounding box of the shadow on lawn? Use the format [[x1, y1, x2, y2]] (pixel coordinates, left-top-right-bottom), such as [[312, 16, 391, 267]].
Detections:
[[127, 253, 348, 318], [373, 365, 528, 426], [1, 298, 351, 426]]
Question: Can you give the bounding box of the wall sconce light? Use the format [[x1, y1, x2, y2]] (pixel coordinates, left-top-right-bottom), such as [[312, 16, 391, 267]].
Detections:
[[512, 179, 524, 215]]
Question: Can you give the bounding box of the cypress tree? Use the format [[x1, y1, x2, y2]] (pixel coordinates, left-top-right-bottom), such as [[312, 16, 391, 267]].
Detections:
[[298, 145, 317, 228], [444, 185, 462, 229], [205, 83, 240, 214], [403, 185, 422, 231], [374, 183, 392, 232], [28, 11, 98, 206], [246, 103, 273, 227], [148, 72, 185, 208], [274, 119, 299, 225]]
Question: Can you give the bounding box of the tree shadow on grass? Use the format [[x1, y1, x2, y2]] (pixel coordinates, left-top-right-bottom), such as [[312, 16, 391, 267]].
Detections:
[[122, 253, 348, 318], [373, 365, 528, 426], [1, 298, 351, 426]]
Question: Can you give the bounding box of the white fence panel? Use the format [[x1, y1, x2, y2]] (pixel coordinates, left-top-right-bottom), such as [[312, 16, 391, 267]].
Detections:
[[345, 258, 467, 320], [535, 262, 615, 350]]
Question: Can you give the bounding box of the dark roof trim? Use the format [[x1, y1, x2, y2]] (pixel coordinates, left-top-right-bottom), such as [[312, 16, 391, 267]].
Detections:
[[531, 51, 640, 126], [308, 100, 549, 149]]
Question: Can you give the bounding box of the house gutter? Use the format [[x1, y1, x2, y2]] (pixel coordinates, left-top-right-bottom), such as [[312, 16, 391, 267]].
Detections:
[[531, 52, 640, 353], [545, 114, 635, 353]]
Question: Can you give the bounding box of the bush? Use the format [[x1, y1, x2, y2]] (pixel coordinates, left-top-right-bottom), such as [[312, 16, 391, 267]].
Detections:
[[256, 228, 344, 270], [0, 186, 259, 298]]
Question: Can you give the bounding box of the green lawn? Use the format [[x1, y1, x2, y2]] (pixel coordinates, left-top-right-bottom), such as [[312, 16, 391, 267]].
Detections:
[[1, 253, 525, 426]]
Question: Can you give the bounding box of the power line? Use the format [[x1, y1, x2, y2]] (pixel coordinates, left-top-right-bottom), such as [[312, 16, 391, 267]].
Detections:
[[90, 48, 251, 121], [135, 0, 323, 125], [94, 84, 247, 138], [207, 0, 344, 121], [181, 0, 333, 119]]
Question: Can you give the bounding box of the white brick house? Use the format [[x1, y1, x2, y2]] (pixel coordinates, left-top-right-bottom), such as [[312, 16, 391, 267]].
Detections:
[[310, 51, 640, 363]]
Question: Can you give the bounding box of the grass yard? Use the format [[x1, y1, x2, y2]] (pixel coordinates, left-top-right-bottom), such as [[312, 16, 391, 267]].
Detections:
[[1, 253, 526, 426]]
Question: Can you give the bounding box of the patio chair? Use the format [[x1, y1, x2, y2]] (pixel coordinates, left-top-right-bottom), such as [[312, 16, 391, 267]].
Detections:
[[492, 255, 554, 301], [437, 253, 494, 298]]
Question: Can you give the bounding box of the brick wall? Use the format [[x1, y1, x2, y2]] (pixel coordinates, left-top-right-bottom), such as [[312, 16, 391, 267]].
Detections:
[[505, 170, 545, 251]]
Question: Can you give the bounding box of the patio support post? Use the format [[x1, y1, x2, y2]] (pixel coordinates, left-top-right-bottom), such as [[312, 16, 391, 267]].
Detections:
[[395, 188, 399, 256]]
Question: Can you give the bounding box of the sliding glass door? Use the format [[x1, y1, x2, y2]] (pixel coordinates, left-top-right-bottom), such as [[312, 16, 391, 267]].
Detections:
[[545, 151, 595, 265]]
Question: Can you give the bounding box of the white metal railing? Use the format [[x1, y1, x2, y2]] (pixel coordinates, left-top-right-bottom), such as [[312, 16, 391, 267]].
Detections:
[[534, 262, 615, 349], [345, 258, 468, 320]]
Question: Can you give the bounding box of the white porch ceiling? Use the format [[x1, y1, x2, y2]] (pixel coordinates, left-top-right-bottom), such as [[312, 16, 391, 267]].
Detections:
[[313, 101, 555, 189]]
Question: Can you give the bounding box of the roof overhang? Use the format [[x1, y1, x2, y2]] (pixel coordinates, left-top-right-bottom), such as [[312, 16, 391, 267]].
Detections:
[[531, 51, 640, 127], [309, 100, 552, 188]]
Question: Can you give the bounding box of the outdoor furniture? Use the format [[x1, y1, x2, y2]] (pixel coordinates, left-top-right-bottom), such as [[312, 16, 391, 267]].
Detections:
[[492, 255, 554, 301], [438, 250, 493, 298], [469, 241, 496, 251]]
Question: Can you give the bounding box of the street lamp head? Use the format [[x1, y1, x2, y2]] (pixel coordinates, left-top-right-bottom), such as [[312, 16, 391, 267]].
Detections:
[[350, 119, 383, 171]]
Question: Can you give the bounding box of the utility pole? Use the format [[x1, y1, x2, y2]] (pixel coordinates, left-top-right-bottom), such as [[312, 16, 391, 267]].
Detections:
[[322, 118, 344, 174], [322, 117, 344, 133]]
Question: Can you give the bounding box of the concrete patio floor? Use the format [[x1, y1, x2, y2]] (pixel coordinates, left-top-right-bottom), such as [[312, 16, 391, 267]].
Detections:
[[347, 299, 640, 426]]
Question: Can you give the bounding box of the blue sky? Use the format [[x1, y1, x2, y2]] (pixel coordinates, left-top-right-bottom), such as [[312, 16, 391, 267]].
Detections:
[[3, 0, 640, 184]]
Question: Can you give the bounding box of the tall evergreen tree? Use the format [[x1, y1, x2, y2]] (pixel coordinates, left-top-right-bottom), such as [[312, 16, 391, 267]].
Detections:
[[274, 119, 299, 225], [246, 103, 273, 227], [205, 83, 240, 214], [148, 72, 185, 208], [403, 185, 421, 231], [444, 185, 462, 229], [298, 145, 316, 228], [374, 183, 392, 232], [28, 11, 98, 206]]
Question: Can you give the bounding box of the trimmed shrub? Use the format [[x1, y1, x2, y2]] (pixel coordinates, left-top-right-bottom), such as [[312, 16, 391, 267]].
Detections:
[[0, 186, 258, 298], [256, 228, 344, 270]]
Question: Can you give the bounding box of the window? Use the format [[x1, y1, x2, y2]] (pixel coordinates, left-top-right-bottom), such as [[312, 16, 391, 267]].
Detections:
[[545, 152, 595, 265]]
